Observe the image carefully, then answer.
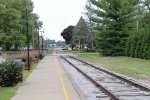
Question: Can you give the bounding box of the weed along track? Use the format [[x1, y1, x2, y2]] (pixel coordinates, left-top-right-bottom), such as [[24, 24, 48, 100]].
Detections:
[[56, 51, 150, 100]]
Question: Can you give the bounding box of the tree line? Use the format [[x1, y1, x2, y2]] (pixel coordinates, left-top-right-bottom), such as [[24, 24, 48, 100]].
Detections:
[[0, 0, 42, 51], [61, 17, 91, 50], [61, 0, 150, 60]]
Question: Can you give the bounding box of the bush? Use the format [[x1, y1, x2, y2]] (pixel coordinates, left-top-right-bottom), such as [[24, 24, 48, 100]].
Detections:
[[125, 33, 150, 60], [22, 56, 32, 63], [0, 60, 23, 87], [39, 53, 44, 60]]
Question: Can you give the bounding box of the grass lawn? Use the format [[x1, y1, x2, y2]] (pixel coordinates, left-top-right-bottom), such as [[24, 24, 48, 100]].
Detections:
[[0, 87, 17, 100], [65, 50, 150, 80], [0, 63, 38, 100], [78, 55, 150, 79], [63, 50, 81, 54]]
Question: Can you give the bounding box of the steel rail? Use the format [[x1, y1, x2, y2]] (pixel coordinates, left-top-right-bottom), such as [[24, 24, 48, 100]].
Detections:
[[61, 56, 119, 100], [69, 56, 150, 92]]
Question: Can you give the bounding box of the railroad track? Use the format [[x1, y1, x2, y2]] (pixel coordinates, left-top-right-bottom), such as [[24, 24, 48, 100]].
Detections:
[[56, 50, 150, 100]]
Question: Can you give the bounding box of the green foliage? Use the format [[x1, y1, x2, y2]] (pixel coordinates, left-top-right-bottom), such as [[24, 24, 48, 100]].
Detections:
[[0, 63, 38, 100], [73, 17, 91, 49], [0, 0, 42, 51], [22, 56, 32, 63], [125, 3, 150, 60], [84, 0, 150, 58], [87, 0, 139, 56], [77, 54, 150, 79], [31, 14, 43, 49], [80, 49, 96, 53], [61, 25, 75, 44], [0, 60, 23, 87], [55, 41, 66, 48], [135, 40, 141, 58], [125, 33, 150, 60]]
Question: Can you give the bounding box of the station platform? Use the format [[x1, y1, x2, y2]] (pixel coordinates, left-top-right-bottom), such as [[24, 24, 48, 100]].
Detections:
[[11, 55, 83, 100]]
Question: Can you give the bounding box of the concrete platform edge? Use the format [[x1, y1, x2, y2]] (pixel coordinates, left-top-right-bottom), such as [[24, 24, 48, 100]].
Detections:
[[58, 56, 87, 100]]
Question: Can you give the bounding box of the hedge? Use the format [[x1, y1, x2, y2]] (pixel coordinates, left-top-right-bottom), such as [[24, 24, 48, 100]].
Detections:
[[125, 33, 150, 60]]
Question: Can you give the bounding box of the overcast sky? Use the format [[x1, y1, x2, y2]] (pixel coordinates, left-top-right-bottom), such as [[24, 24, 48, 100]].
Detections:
[[32, 0, 87, 41]]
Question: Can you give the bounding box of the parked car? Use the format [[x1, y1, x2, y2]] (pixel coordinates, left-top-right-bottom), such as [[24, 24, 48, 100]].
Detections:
[[0, 47, 4, 51]]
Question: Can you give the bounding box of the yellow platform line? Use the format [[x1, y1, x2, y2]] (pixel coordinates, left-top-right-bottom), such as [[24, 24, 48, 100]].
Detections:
[[55, 58, 70, 100]]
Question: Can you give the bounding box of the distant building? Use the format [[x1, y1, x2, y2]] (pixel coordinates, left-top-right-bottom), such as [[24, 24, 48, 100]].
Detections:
[[55, 41, 66, 48], [48, 39, 56, 46]]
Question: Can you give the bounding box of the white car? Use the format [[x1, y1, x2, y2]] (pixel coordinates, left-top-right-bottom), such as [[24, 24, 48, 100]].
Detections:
[[0, 47, 4, 51], [0, 56, 5, 63]]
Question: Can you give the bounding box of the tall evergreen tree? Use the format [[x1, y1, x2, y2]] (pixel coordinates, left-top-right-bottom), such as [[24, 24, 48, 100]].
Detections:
[[73, 17, 90, 49], [85, 0, 95, 49], [88, 0, 139, 56]]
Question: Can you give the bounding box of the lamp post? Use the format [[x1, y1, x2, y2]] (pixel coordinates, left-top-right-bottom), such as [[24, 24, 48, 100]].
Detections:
[[25, 0, 32, 71], [40, 30, 44, 54], [38, 30, 40, 56], [46, 37, 48, 49], [26, 10, 30, 71]]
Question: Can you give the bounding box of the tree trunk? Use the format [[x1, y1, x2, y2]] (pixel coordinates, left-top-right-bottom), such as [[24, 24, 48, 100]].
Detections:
[[15, 44, 19, 51], [71, 44, 73, 50], [79, 39, 81, 50], [5, 42, 11, 51]]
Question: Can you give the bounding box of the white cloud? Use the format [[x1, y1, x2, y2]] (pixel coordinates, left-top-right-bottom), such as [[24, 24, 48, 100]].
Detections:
[[32, 0, 87, 41]]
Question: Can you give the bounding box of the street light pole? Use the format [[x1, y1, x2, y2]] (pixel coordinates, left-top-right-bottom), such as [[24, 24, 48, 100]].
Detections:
[[46, 37, 48, 49], [38, 30, 40, 56], [42, 35, 43, 54], [40, 30, 44, 54], [26, 10, 30, 71]]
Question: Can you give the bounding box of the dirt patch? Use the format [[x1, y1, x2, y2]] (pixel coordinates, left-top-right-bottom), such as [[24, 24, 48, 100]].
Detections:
[[139, 74, 150, 81]]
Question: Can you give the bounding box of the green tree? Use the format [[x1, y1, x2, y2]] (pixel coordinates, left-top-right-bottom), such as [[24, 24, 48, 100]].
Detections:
[[61, 25, 74, 44], [85, 0, 95, 49], [31, 13, 43, 49], [0, 0, 42, 50], [123, 0, 150, 59], [0, 7, 24, 50], [73, 17, 90, 49], [87, 0, 139, 56], [61, 25, 75, 50]]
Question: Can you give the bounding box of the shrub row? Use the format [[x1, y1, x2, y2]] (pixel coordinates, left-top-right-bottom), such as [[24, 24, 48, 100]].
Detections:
[[0, 60, 23, 87], [80, 49, 96, 53], [125, 33, 150, 59]]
